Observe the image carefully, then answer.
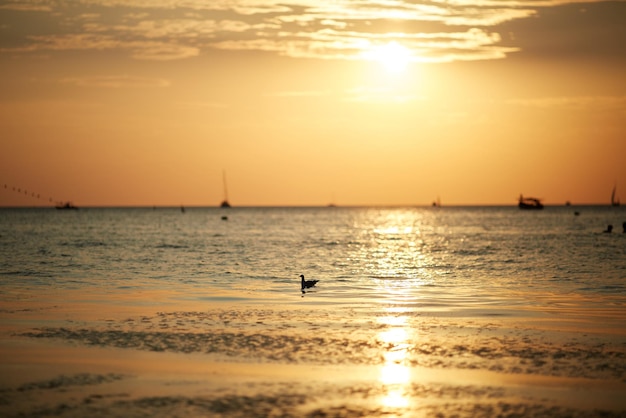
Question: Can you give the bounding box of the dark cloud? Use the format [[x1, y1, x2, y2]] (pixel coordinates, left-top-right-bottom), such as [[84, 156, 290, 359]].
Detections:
[[498, 1, 626, 61]]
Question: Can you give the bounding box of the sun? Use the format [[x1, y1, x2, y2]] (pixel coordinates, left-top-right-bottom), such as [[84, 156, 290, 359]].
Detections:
[[367, 41, 412, 74]]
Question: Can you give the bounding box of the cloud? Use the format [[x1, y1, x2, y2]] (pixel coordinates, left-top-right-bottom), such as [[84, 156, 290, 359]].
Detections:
[[2, 33, 200, 60], [0, 2, 53, 12], [212, 27, 518, 63], [104, 19, 252, 39], [175, 101, 230, 109], [507, 96, 626, 112], [0, 0, 621, 63], [267, 86, 424, 105], [60, 75, 171, 88], [343, 86, 418, 104], [267, 90, 331, 98], [129, 42, 199, 60]]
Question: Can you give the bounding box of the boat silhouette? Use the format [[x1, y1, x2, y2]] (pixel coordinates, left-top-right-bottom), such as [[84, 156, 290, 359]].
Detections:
[[55, 201, 78, 210], [518, 194, 543, 210], [220, 170, 231, 208]]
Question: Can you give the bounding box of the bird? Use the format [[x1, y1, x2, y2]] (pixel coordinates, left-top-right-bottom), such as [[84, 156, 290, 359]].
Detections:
[[300, 274, 319, 291]]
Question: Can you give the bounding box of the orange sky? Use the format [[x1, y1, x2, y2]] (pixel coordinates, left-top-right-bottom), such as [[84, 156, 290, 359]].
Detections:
[[1, 1, 625, 207]]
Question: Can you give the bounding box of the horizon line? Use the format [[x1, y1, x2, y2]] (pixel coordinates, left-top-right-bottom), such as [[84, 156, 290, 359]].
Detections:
[[0, 203, 622, 209]]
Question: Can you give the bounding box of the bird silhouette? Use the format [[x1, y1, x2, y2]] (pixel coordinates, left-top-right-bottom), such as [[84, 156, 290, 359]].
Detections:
[[300, 274, 319, 291]]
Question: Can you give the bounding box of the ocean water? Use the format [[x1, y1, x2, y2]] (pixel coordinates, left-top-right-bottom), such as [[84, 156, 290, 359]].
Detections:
[[1, 206, 625, 301], [2, 206, 626, 417]]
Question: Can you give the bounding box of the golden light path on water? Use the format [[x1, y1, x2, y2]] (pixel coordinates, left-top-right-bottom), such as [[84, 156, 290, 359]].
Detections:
[[372, 213, 425, 411], [377, 313, 412, 410], [366, 209, 436, 294]]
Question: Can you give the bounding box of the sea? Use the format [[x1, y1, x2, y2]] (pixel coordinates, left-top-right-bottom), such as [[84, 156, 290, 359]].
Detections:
[[1, 206, 625, 302], [1, 206, 626, 417]]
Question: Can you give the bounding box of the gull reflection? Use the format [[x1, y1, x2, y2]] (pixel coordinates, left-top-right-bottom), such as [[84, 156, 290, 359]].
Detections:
[[377, 314, 411, 410]]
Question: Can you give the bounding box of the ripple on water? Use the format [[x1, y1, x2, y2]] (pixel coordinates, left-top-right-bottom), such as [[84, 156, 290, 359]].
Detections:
[[20, 307, 626, 382]]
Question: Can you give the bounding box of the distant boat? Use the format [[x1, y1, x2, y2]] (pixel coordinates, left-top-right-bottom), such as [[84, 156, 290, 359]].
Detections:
[[220, 170, 231, 208], [611, 185, 620, 207], [518, 194, 543, 210], [328, 192, 337, 207], [55, 201, 78, 210]]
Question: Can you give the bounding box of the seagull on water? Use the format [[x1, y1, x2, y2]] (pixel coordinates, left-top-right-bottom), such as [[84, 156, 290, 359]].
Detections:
[[300, 274, 319, 291]]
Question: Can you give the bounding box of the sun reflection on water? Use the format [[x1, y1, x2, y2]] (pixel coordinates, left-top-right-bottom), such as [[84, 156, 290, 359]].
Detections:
[[377, 314, 411, 410], [359, 209, 443, 286]]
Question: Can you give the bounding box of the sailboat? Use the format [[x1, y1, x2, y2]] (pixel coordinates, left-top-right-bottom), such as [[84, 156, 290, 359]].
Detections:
[[611, 185, 620, 207], [220, 170, 231, 208]]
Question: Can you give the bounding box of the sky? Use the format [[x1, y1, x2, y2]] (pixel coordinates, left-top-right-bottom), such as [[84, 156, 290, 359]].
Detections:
[[1, 0, 625, 207]]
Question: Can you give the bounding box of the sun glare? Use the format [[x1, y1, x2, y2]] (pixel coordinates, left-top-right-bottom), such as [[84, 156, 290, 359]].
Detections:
[[367, 41, 412, 74]]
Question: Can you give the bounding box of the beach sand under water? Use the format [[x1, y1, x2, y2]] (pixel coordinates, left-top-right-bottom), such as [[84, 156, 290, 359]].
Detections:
[[1, 286, 626, 418]]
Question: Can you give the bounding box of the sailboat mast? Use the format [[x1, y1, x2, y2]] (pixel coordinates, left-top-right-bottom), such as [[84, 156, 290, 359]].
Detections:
[[222, 170, 229, 202], [220, 170, 231, 207]]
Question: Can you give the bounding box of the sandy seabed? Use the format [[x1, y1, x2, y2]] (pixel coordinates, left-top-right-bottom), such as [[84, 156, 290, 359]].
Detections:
[[1, 287, 625, 418]]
